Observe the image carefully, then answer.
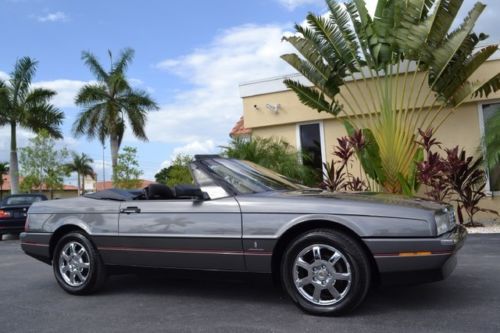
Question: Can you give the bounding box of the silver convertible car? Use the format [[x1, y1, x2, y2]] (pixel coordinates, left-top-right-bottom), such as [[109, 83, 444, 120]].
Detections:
[[21, 155, 466, 315]]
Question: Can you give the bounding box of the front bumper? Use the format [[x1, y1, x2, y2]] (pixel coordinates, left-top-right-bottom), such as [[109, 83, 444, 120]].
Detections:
[[364, 225, 467, 285]]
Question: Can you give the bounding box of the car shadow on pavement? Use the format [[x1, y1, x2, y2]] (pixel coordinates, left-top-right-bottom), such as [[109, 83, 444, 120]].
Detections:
[[101, 269, 469, 316]]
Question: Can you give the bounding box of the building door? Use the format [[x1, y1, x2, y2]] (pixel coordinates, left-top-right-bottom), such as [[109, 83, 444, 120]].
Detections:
[[298, 122, 324, 173]]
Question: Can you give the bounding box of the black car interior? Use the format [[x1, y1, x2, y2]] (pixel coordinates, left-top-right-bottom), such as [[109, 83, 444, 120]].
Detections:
[[85, 183, 206, 201]]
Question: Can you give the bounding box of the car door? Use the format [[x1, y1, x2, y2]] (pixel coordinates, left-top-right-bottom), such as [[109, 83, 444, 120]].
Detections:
[[116, 195, 244, 271]]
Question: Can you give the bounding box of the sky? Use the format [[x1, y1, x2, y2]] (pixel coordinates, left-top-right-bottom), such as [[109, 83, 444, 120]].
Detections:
[[0, 0, 499, 184]]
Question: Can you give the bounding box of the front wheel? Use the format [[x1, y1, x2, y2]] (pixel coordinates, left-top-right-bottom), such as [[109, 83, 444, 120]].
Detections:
[[52, 232, 106, 295], [281, 229, 371, 316]]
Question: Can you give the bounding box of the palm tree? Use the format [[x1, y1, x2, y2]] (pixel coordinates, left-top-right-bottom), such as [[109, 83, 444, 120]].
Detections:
[[65, 152, 95, 196], [281, 0, 500, 194], [0, 162, 9, 200], [72, 48, 159, 177], [0, 57, 64, 194]]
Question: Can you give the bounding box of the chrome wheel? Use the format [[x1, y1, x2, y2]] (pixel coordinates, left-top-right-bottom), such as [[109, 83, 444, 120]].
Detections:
[[58, 241, 90, 287], [293, 244, 352, 306]]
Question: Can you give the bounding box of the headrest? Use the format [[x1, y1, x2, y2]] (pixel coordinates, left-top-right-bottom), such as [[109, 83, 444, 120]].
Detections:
[[145, 183, 175, 200]]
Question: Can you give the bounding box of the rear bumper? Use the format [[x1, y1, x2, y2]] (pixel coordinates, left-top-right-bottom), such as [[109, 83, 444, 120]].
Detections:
[[0, 218, 26, 234], [364, 225, 467, 285], [20, 232, 52, 265]]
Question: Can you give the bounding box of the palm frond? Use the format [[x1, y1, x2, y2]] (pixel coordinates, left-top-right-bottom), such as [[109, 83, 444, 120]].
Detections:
[[281, 53, 341, 99], [75, 84, 109, 107], [283, 79, 342, 116], [25, 88, 57, 106], [72, 103, 107, 142], [427, 0, 464, 47], [23, 103, 64, 139], [81, 51, 109, 82], [112, 48, 135, 75], [306, 13, 359, 72], [428, 2, 485, 88], [440, 43, 498, 102], [10, 57, 38, 106]]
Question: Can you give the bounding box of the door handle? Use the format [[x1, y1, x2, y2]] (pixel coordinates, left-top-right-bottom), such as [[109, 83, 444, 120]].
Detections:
[[120, 206, 141, 214]]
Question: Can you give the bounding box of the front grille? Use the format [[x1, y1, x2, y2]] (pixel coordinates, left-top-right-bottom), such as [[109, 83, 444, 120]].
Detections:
[[447, 208, 457, 228]]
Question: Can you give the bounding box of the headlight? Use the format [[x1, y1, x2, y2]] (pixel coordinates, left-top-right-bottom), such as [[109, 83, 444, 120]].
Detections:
[[435, 207, 456, 235], [435, 213, 449, 235]]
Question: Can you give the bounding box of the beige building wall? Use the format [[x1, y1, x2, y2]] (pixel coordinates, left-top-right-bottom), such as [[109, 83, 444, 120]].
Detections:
[[241, 59, 500, 222]]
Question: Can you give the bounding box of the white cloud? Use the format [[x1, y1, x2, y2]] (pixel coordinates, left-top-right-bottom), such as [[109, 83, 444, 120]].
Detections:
[[36, 11, 69, 23], [276, 0, 323, 11], [0, 71, 8, 81], [91, 159, 113, 183], [365, 0, 377, 16], [160, 140, 216, 169], [149, 24, 295, 154], [33, 79, 89, 108], [0, 127, 35, 161]]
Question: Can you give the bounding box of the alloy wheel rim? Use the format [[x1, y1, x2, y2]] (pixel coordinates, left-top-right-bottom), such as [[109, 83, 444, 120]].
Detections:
[[293, 244, 352, 306], [58, 241, 90, 287]]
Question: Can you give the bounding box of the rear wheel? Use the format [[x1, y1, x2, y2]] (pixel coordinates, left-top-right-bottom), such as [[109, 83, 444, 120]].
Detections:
[[281, 229, 371, 315], [52, 232, 106, 294]]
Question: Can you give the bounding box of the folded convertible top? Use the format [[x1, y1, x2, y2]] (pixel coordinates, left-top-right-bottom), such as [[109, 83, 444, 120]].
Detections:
[[84, 188, 143, 201]]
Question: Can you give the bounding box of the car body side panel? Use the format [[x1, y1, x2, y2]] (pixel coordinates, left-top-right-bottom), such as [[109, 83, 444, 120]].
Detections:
[[25, 197, 121, 264], [112, 197, 245, 270], [235, 194, 435, 273]]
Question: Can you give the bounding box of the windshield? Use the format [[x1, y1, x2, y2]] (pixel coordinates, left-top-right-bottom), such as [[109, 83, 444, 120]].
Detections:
[[203, 159, 307, 194], [4, 196, 43, 205]]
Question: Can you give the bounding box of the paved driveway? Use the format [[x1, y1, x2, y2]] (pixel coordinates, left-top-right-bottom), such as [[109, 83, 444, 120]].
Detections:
[[0, 234, 499, 333]]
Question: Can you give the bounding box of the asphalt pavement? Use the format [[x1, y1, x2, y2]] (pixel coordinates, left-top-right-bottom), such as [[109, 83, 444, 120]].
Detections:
[[0, 234, 499, 333]]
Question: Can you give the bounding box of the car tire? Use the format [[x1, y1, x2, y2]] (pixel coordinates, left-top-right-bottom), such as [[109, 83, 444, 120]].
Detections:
[[52, 231, 107, 295], [281, 229, 371, 316]]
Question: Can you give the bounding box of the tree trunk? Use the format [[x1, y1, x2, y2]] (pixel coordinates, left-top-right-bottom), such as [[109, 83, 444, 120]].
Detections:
[[110, 135, 120, 183], [77, 172, 81, 196], [81, 174, 85, 195], [9, 123, 19, 194]]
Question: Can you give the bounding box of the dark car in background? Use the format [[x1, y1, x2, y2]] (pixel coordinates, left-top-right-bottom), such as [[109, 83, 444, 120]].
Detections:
[[0, 194, 47, 239]]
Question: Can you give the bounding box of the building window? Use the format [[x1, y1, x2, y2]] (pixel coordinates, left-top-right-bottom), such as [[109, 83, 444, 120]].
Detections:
[[482, 103, 500, 193], [298, 123, 324, 172]]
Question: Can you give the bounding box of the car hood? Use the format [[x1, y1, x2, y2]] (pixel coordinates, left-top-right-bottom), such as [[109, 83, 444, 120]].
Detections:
[[239, 190, 447, 221], [292, 190, 446, 211]]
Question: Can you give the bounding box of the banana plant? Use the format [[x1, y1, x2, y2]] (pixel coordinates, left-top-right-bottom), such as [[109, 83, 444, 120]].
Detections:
[[281, 0, 500, 193]]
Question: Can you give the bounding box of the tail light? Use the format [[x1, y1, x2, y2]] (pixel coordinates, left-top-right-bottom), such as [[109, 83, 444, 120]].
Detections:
[[24, 214, 30, 231], [0, 210, 11, 219]]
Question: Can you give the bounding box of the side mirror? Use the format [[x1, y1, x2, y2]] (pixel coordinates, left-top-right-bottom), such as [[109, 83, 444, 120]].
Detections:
[[174, 184, 209, 200]]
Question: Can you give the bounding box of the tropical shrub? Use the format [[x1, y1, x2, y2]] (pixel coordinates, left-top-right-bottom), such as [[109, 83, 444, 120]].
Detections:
[[281, 0, 500, 194], [221, 137, 320, 186], [416, 129, 498, 226], [443, 147, 498, 226], [155, 154, 194, 187], [320, 130, 368, 192], [416, 129, 451, 202], [321, 133, 368, 192]]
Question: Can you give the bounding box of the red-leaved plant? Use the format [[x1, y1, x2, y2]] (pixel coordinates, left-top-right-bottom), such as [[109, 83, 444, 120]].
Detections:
[[320, 133, 368, 192], [417, 129, 498, 226], [416, 129, 451, 202]]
